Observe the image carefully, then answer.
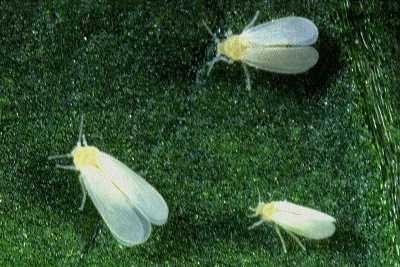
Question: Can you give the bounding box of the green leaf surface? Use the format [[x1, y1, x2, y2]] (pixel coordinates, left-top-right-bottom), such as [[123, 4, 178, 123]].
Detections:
[[0, 1, 398, 266]]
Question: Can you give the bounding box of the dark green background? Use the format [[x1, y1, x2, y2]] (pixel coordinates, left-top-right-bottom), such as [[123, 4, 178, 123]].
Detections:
[[1, 1, 399, 266]]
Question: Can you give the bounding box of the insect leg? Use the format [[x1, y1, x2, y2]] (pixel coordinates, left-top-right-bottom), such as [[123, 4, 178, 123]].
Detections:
[[206, 56, 222, 75], [206, 56, 232, 76], [248, 220, 264, 229], [242, 64, 252, 91], [55, 164, 78, 171], [283, 228, 306, 251], [78, 175, 87, 211], [275, 225, 288, 253], [243, 10, 260, 32], [220, 57, 233, 64]]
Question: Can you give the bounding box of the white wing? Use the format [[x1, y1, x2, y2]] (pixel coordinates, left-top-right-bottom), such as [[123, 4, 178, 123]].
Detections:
[[271, 201, 336, 239], [80, 167, 151, 246], [242, 46, 319, 74], [98, 152, 169, 225], [241, 16, 318, 46]]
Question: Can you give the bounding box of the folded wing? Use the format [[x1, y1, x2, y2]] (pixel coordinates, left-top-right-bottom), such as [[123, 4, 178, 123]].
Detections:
[[241, 16, 318, 46], [242, 46, 319, 74], [272, 201, 336, 239], [98, 152, 169, 225], [81, 167, 151, 246]]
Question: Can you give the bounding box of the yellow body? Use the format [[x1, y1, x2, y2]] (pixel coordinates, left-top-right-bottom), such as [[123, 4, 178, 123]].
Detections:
[[72, 146, 100, 170], [254, 201, 278, 222], [217, 35, 250, 61]]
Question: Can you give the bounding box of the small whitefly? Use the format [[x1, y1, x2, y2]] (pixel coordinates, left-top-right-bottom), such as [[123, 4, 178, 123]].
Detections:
[[48, 116, 169, 246], [248, 199, 336, 253], [203, 10, 319, 90]]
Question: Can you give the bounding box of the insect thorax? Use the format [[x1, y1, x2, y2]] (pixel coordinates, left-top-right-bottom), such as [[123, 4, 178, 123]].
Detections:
[[257, 202, 277, 221], [72, 146, 100, 169], [217, 35, 249, 61]]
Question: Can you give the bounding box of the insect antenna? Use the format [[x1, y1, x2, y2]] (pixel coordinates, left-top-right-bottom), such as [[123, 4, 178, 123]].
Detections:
[[257, 187, 261, 204], [243, 10, 260, 32], [77, 115, 85, 146], [246, 206, 257, 218], [247, 188, 262, 217], [202, 20, 220, 44], [48, 154, 72, 160]]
